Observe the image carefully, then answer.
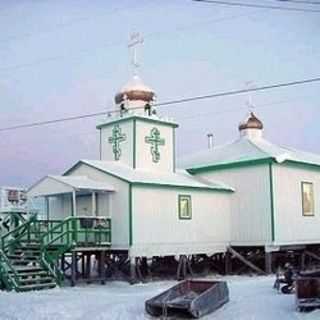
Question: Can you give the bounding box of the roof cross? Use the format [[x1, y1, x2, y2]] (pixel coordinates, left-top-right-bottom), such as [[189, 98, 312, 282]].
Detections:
[[108, 125, 126, 161], [145, 128, 165, 163], [128, 32, 144, 75]]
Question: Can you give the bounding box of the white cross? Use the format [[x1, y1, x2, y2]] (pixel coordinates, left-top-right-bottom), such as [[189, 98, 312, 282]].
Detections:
[[128, 32, 144, 75], [245, 81, 255, 112]]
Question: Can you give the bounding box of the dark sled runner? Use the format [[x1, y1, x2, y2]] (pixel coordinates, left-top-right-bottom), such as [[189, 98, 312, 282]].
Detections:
[[145, 280, 229, 318]]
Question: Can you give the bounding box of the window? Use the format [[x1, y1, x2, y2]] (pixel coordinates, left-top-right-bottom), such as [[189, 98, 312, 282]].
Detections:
[[301, 182, 315, 216], [178, 195, 192, 220]]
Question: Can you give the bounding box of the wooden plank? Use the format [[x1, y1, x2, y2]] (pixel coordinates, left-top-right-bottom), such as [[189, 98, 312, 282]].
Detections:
[[305, 250, 320, 261], [228, 247, 266, 275]]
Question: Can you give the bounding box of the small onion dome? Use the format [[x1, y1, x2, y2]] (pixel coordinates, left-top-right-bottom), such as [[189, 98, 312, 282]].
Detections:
[[115, 75, 155, 104], [239, 112, 263, 131]]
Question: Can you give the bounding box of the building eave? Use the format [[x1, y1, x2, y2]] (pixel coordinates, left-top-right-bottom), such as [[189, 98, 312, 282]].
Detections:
[[186, 157, 274, 174], [96, 115, 179, 130]]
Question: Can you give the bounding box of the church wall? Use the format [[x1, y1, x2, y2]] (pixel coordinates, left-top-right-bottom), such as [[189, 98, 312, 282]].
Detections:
[[66, 163, 130, 249], [48, 194, 72, 220], [130, 185, 231, 257], [273, 163, 320, 245], [100, 121, 134, 167], [135, 121, 174, 172], [196, 164, 272, 246]]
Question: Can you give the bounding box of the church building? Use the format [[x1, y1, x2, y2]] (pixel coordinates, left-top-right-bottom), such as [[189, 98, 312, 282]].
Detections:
[[28, 75, 234, 263]]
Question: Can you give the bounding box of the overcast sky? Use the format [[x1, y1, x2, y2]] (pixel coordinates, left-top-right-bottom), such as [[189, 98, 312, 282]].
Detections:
[[0, 0, 319, 187]]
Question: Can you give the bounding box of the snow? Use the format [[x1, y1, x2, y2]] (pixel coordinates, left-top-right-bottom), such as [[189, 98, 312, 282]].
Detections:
[[0, 276, 319, 320], [179, 134, 320, 171], [77, 160, 233, 191]]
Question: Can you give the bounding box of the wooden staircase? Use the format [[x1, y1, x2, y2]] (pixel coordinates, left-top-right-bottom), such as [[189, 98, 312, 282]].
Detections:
[[0, 241, 57, 292], [0, 215, 112, 292]]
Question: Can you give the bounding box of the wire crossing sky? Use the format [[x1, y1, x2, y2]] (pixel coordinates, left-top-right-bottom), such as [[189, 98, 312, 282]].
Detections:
[[0, 76, 319, 132]]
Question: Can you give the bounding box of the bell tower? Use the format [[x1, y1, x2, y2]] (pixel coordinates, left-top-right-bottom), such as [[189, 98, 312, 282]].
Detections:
[[96, 33, 178, 173]]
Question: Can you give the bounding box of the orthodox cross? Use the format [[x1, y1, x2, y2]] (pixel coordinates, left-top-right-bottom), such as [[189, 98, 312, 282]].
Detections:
[[108, 125, 126, 160], [128, 32, 144, 75], [245, 81, 255, 112], [145, 127, 165, 163]]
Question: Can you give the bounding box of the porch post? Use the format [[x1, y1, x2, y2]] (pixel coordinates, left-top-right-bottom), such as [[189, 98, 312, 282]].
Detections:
[[92, 191, 96, 216], [45, 196, 50, 221], [72, 191, 77, 216]]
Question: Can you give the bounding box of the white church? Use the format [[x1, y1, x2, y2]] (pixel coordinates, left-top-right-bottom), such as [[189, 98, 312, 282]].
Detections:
[[27, 70, 320, 275], [25, 36, 320, 277]]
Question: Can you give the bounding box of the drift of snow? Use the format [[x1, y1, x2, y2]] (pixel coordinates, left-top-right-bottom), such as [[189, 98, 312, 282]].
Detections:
[[0, 276, 319, 320]]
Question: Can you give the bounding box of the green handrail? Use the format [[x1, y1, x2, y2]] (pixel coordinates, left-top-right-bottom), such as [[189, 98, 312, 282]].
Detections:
[[0, 249, 20, 291], [1, 214, 37, 252]]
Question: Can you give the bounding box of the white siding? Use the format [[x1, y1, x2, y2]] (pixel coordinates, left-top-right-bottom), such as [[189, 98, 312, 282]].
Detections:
[[135, 121, 174, 172], [67, 164, 130, 249], [130, 185, 231, 257], [273, 163, 320, 245], [197, 164, 272, 245], [100, 121, 133, 167], [49, 194, 72, 220]]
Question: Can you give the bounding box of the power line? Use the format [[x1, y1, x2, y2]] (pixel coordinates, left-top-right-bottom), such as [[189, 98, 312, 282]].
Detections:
[[192, 0, 320, 12], [0, 76, 319, 133], [274, 0, 320, 5]]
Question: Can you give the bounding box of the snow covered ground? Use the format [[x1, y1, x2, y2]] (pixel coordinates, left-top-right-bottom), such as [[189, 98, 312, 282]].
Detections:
[[0, 276, 319, 320]]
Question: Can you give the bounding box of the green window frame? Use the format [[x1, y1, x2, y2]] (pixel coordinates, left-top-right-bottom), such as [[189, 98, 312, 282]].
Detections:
[[301, 181, 315, 217], [178, 195, 192, 220]]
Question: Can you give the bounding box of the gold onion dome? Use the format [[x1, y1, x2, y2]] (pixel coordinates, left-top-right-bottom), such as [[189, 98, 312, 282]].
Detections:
[[115, 75, 155, 104], [239, 112, 263, 131]]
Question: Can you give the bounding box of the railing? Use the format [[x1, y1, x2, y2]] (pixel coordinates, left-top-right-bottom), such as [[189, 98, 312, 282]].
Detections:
[[41, 217, 112, 248], [1, 214, 37, 252], [0, 249, 19, 291], [0, 215, 112, 286]]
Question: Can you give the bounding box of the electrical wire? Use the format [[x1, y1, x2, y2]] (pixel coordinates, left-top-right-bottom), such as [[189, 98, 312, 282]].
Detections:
[[192, 0, 320, 12], [0, 76, 319, 132]]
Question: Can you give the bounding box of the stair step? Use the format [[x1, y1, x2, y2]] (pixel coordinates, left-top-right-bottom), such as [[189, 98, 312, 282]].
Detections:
[[13, 266, 45, 273], [8, 255, 38, 261], [16, 271, 49, 277], [17, 282, 56, 292], [19, 277, 54, 284]]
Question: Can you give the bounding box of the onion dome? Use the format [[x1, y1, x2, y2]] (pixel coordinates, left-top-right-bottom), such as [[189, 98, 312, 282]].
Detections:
[[239, 112, 263, 131], [115, 75, 155, 105]]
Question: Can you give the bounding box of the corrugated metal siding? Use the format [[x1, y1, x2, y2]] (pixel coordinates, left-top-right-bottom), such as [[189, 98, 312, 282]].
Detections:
[[197, 164, 272, 245], [131, 186, 230, 257], [273, 163, 320, 245]]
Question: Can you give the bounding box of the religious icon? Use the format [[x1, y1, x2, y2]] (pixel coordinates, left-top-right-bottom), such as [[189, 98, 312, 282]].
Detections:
[[302, 182, 315, 216], [108, 125, 126, 161], [145, 127, 165, 163]]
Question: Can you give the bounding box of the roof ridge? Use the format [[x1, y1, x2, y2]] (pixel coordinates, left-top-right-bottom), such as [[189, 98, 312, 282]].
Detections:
[[245, 138, 275, 158]]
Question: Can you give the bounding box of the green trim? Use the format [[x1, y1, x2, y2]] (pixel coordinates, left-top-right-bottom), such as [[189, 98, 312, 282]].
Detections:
[[133, 119, 136, 169], [187, 157, 273, 174], [282, 160, 320, 171], [132, 181, 233, 192], [64, 161, 233, 192], [145, 127, 165, 163], [178, 194, 192, 220], [129, 184, 133, 246], [173, 128, 176, 173], [301, 181, 315, 217], [99, 129, 102, 160], [268, 163, 275, 242], [96, 115, 178, 130]]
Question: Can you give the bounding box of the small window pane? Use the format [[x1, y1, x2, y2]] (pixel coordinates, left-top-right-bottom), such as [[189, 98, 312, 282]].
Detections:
[[179, 195, 192, 219], [302, 182, 315, 216]]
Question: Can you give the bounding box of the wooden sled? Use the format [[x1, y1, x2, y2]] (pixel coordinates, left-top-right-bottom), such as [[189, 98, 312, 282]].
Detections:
[[145, 280, 229, 318]]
